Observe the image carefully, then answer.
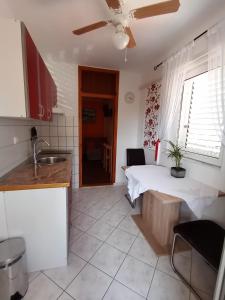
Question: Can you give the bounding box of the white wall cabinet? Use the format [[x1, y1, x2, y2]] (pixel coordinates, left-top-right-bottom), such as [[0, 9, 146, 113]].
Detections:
[[0, 18, 27, 117]]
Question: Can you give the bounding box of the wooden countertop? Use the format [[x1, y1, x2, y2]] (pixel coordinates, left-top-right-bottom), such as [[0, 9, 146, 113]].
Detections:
[[0, 152, 72, 191]]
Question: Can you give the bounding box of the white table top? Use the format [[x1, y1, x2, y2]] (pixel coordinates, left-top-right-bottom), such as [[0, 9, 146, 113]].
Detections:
[[125, 165, 219, 218]]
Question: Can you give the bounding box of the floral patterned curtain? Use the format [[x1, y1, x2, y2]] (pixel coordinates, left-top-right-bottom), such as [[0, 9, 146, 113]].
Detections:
[[143, 81, 161, 149]]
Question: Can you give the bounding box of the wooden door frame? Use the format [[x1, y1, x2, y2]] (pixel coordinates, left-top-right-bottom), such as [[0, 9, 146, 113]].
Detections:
[[78, 65, 119, 187]]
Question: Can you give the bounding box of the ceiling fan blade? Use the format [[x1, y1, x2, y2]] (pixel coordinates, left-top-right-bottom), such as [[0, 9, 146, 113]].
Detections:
[[132, 0, 180, 19], [73, 21, 108, 35], [105, 0, 121, 10], [125, 27, 136, 48]]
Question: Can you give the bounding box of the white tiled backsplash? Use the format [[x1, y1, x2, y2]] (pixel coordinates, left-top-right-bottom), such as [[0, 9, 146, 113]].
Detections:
[[39, 114, 79, 188], [0, 114, 79, 188], [0, 117, 42, 177]]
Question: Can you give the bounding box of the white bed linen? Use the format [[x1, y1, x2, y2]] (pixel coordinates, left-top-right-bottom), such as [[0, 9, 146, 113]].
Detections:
[[125, 165, 218, 218]]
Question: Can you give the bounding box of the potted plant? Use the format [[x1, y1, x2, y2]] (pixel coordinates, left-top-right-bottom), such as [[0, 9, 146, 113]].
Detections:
[[167, 141, 186, 178]]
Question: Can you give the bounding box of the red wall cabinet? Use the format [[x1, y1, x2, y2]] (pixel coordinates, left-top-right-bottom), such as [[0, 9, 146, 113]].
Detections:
[[0, 19, 57, 119], [24, 27, 56, 121]]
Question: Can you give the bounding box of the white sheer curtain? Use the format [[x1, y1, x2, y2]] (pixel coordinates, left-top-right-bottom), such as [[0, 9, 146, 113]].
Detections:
[[207, 21, 225, 147], [156, 43, 193, 164]]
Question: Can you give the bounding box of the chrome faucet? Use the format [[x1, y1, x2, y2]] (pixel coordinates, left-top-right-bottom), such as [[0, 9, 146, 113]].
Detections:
[[33, 138, 50, 165]]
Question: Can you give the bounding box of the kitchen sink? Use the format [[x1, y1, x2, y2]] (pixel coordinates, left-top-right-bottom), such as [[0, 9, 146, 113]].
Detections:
[[37, 156, 66, 165]]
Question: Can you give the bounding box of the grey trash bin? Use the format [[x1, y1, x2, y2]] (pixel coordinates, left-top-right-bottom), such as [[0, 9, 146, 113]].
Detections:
[[0, 238, 28, 300]]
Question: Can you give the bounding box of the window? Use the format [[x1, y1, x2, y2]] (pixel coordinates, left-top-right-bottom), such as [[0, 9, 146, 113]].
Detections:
[[179, 68, 224, 166]]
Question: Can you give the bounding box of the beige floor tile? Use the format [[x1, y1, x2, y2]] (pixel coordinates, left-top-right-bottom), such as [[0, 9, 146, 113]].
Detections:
[[87, 220, 115, 241], [44, 252, 86, 289], [58, 292, 74, 300], [100, 209, 126, 227], [148, 270, 190, 300], [116, 255, 154, 297], [129, 236, 158, 267], [90, 243, 126, 277], [118, 215, 140, 235], [24, 273, 62, 300], [66, 264, 112, 300], [106, 228, 136, 253], [72, 212, 96, 231], [70, 233, 102, 261], [103, 280, 145, 300]]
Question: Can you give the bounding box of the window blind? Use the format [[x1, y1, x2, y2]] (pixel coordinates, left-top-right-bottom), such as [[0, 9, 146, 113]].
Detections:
[[180, 69, 224, 160]]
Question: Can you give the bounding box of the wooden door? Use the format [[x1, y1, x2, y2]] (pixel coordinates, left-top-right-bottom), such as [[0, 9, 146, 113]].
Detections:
[[78, 66, 119, 187]]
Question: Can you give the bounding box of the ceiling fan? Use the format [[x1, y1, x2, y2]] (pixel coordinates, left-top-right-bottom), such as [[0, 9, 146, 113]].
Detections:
[[72, 0, 180, 50]]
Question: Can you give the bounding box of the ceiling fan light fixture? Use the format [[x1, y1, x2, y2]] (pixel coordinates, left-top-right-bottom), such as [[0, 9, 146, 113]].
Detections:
[[112, 30, 129, 50]]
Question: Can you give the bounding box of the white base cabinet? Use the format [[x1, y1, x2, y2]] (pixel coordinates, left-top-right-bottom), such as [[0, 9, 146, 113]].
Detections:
[[0, 187, 68, 272]]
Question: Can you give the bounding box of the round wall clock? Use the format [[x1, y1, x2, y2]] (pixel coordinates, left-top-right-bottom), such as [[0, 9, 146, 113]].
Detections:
[[125, 91, 135, 104]]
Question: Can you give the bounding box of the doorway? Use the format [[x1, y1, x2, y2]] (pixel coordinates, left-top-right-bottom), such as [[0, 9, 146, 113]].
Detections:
[[78, 66, 119, 187]]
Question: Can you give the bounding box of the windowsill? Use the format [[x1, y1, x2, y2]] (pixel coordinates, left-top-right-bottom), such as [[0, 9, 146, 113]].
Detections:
[[183, 151, 223, 168]]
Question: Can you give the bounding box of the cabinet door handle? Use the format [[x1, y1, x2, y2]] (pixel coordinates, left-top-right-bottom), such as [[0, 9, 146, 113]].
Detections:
[[47, 109, 51, 120], [38, 104, 44, 118]]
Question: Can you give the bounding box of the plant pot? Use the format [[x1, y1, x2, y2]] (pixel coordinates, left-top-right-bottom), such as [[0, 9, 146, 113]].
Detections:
[[170, 167, 186, 178]]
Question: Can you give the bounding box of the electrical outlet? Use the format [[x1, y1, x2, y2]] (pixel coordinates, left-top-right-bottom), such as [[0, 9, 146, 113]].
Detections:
[[13, 136, 19, 144]]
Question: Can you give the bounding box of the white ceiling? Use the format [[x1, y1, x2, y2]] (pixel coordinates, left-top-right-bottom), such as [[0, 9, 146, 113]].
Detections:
[[1, 0, 225, 73]]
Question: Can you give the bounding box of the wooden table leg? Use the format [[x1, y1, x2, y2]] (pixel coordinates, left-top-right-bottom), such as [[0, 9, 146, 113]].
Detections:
[[132, 190, 182, 256]]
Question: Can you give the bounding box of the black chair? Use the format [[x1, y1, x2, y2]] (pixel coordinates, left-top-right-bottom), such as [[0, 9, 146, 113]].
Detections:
[[127, 148, 146, 167], [171, 220, 225, 299], [125, 148, 146, 208]]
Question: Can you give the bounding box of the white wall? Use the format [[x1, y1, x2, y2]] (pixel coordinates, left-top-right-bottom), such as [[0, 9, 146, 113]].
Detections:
[[203, 196, 225, 228], [0, 0, 12, 18], [116, 70, 142, 183], [45, 57, 78, 116], [137, 88, 157, 165], [43, 61, 143, 185], [41, 58, 79, 188], [0, 117, 42, 177]]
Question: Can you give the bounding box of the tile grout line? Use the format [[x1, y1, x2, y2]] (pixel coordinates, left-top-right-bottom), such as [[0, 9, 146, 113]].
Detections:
[[70, 191, 140, 299], [41, 271, 66, 291], [70, 196, 129, 233], [100, 232, 142, 299], [70, 190, 141, 259], [72, 189, 127, 212], [70, 199, 134, 259], [92, 192, 164, 299], [27, 187, 142, 300], [71, 203, 133, 233], [146, 257, 159, 300], [26, 187, 196, 299], [41, 254, 88, 298], [29, 205, 100, 298], [67, 194, 134, 299], [28, 270, 42, 284]]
